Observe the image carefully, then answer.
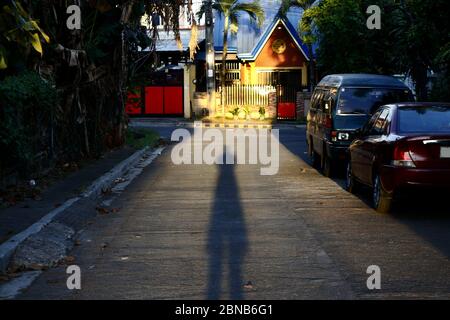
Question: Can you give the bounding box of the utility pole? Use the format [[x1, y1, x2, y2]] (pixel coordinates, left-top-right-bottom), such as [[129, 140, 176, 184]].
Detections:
[[205, 0, 216, 114]]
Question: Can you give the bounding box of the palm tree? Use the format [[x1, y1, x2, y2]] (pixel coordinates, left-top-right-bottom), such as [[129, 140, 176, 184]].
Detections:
[[198, 0, 264, 93], [281, 0, 316, 91]]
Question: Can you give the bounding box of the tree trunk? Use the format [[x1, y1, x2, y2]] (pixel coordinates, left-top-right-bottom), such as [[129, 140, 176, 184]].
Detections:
[[221, 15, 230, 115], [307, 43, 315, 91], [412, 64, 428, 101]]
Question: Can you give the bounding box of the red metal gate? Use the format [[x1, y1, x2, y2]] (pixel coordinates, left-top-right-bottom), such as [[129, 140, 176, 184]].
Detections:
[[277, 85, 298, 120], [126, 66, 184, 117], [126, 85, 183, 116]]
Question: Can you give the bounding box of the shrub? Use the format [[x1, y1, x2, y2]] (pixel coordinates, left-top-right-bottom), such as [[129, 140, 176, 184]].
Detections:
[[0, 71, 58, 175]]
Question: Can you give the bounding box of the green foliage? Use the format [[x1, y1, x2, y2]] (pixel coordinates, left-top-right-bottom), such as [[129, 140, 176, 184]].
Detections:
[[281, 0, 316, 44], [259, 107, 266, 115], [0, 0, 50, 70], [430, 74, 450, 102], [230, 107, 241, 116], [0, 71, 57, 172], [0, 0, 192, 179], [82, 6, 122, 63], [126, 129, 160, 150], [198, 0, 265, 91], [304, 0, 375, 74], [301, 0, 450, 101]]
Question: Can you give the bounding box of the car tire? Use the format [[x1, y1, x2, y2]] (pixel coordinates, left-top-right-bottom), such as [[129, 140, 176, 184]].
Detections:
[[346, 161, 358, 194], [322, 153, 333, 178], [373, 174, 393, 214], [308, 139, 320, 168]]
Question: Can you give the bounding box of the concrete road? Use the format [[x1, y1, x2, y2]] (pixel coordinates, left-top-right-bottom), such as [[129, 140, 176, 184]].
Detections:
[[20, 125, 450, 299]]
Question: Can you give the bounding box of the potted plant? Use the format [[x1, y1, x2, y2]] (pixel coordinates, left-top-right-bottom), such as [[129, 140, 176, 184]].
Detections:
[[237, 106, 249, 120], [259, 107, 266, 121], [230, 107, 240, 120]]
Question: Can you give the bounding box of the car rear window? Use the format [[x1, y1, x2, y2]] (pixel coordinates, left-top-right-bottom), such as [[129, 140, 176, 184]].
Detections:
[[398, 106, 450, 133], [337, 88, 412, 115]]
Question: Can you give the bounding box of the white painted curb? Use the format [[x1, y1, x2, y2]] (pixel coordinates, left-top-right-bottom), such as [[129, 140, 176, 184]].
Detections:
[[0, 146, 154, 273]]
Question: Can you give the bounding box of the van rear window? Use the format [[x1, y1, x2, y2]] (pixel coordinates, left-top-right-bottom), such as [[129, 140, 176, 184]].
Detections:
[[337, 88, 412, 115]]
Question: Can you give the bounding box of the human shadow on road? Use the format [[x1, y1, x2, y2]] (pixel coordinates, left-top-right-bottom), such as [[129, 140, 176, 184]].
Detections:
[[207, 158, 248, 300]]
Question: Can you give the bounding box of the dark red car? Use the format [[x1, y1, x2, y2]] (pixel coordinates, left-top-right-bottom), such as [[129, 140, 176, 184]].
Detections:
[[346, 102, 450, 213]]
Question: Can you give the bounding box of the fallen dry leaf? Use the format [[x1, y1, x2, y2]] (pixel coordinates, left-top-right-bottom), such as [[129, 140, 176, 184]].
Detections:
[[65, 256, 76, 264], [29, 263, 48, 271], [243, 281, 254, 290], [96, 206, 110, 215]]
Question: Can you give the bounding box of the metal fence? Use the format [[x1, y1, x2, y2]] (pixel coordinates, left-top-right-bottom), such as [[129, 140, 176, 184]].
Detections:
[[217, 84, 277, 106]]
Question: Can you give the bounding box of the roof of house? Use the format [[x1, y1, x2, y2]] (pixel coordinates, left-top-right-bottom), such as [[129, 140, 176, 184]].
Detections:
[[213, 0, 311, 61], [151, 28, 206, 52]]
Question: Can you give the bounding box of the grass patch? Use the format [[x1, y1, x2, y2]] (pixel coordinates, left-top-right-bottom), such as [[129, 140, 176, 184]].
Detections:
[[126, 129, 160, 149]]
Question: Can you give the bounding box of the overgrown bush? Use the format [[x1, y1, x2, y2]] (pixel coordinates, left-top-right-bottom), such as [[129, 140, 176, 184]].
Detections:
[[430, 74, 450, 102], [0, 71, 58, 175]]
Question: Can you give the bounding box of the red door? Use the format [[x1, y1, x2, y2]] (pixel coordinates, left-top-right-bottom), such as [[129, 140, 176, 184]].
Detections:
[[145, 87, 164, 114], [164, 87, 183, 114]]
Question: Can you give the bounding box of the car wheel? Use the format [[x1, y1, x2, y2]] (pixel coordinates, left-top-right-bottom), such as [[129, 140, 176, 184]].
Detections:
[[322, 153, 333, 178], [309, 139, 320, 168], [346, 161, 358, 194], [373, 174, 393, 213]]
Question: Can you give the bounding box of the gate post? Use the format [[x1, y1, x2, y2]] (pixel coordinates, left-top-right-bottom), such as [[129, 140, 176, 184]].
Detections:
[[296, 91, 312, 121], [183, 65, 191, 119]]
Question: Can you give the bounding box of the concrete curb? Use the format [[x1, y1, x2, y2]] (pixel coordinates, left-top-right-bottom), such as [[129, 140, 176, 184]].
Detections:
[[0, 146, 150, 273], [192, 123, 273, 129], [81, 147, 150, 199]]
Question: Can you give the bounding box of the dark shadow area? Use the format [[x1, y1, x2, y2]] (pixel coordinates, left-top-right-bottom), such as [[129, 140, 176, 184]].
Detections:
[[278, 126, 450, 260], [207, 157, 248, 300]]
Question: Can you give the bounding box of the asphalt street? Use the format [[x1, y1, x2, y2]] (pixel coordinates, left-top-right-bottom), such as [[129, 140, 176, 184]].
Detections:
[[20, 125, 450, 299]]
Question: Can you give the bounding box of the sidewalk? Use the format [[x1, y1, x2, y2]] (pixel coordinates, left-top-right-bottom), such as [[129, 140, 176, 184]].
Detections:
[[0, 147, 136, 245]]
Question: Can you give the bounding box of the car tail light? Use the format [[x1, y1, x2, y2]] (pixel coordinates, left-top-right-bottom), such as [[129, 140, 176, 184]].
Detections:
[[331, 131, 337, 142], [392, 143, 416, 168]]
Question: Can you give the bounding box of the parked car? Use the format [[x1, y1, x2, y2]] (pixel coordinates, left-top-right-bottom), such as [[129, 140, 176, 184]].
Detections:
[[346, 102, 450, 213], [306, 74, 414, 177]]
